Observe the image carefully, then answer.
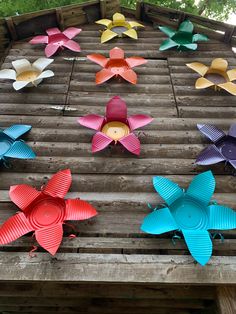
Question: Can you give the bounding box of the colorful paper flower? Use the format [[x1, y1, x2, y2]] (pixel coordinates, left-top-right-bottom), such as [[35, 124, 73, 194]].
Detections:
[[87, 47, 147, 84], [96, 12, 144, 43], [78, 96, 153, 155], [141, 171, 236, 266], [29, 27, 81, 57], [0, 169, 97, 255], [0, 125, 35, 167], [196, 123, 236, 170], [0, 58, 54, 90], [159, 19, 208, 51], [186, 58, 236, 95]]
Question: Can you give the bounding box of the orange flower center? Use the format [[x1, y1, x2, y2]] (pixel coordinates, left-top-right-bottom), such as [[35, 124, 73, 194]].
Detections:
[[101, 121, 130, 142], [16, 71, 40, 82]]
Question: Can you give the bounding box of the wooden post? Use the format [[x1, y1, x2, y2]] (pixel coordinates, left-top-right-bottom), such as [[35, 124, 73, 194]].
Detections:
[[223, 26, 235, 44], [135, 0, 143, 20], [216, 286, 236, 314], [55, 7, 65, 30], [5, 17, 17, 41], [100, 0, 106, 19]]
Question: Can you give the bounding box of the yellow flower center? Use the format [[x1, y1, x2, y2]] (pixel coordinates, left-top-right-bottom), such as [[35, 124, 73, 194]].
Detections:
[[101, 121, 130, 142], [16, 71, 40, 82]]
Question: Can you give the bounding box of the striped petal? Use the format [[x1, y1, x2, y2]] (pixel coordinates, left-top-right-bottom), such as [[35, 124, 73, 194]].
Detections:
[[123, 28, 138, 40], [159, 26, 176, 37], [228, 124, 236, 138], [197, 123, 225, 142], [208, 204, 236, 230], [210, 58, 228, 72], [159, 38, 178, 51], [29, 35, 48, 44], [4, 141, 36, 159], [46, 28, 61, 36], [95, 18, 112, 27], [45, 44, 60, 58], [106, 96, 127, 122], [113, 13, 125, 23], [127, 114, 153, 131], [3, 124, 31, 140], [78, 114, 104, 131], [218, 82, 236, 96], [63, 27, 81, 39], [183, 43, 197, 50], [13, 81, 30, 91], [196, 145, 225, 165], [92, 132, 113, 153], [119, 133, 140, 155], [192, 34, 208, 42], [101, 29, 118, 43], [178, 20, 194, 33], [0, 69, 16, 80], [109, 47, 124, 59], [119, 69, 137, 84], [9, 184, 41, 211], [229, 160, 236, 169], [63, 40, 81, 52], [195, 77, 214, 89], [87, 54, 108, 67], [12, 59, 31, 74], [65, 199, 97, 221], [33, 70, 54, 86], [186, 62, 209, 76], [95, 69, 115, 84], [128, 21, 144, 28], [227, 69, 236, 82], [35, 223, 63, 255], [43, 169, 72, 199], [125, 57, 147, 68], [32, 58, 54, 72]]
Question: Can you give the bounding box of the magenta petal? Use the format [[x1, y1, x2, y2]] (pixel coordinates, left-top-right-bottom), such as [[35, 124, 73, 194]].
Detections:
[[63, 40, 81, 52], [128, 114, 153, 131], [78, 114, 104, 131], [45, 43, 60, 57], [63, 27, 82, 39], [196, 145, 225, 165], [30, 35, 48, 44], [119, 133, 141, 155], [0, 213, 33, 245], [106, 96, 127, 122], [228, 124, 236, 138], [46, 28, 61, 36], [92, 132, 113, 153]]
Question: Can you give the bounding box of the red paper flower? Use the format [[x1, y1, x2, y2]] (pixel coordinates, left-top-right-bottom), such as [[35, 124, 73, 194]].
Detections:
[[78, 96, 153, 155], [0, 169, 97, 255], [29, 27, 81, 57], [87, 47, 147, 84]]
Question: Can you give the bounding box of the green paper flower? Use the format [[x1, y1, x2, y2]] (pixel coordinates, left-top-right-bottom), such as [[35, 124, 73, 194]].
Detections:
[[159, 20, 208, 51]]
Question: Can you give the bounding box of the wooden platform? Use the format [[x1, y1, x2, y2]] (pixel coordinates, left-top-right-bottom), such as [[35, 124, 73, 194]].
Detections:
[[0, 17, 236, 314]]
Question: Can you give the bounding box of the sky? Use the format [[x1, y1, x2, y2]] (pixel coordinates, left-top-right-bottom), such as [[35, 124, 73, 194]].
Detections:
[[227, 13, 236, 25]]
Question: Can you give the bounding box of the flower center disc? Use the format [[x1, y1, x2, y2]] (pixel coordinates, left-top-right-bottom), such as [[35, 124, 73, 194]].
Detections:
[[0, 139, 11, 156], [220, 140, 236, 159], [205, 72, 227, 85], [171, 196, 208, 230], [29, 198, 65, 229], [111, 26, 128, 35], [101, 121, 130, 141], [16, 71, 40, 82], [49, 33, 68, 45]]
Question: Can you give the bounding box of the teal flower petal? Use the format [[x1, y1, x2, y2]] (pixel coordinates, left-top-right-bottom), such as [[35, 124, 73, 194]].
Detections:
[[141, 207, 178, 234], [193, 33, 208, 42], [182, 229, 212, 266], [186, 171, 215, 206], [159, 26, 176, 38], [183, 43, 198, 50], [208, 205, 236, 230], [159, 38, 178, 51], [153, 176, 184, 206], [3, 125, 32, 140], [4, 141, 36, 159], [178, 20, 194, 33]]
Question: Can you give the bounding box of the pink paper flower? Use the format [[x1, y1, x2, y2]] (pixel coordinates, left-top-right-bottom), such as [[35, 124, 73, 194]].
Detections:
[[78, 96, 153, 155], [30, 27, 82, 57], [0, 169, 97, 255]]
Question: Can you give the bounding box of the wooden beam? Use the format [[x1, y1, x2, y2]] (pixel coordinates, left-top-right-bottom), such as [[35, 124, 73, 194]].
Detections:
[[135, 0, 143, 20], [216, 287, 236, 314]]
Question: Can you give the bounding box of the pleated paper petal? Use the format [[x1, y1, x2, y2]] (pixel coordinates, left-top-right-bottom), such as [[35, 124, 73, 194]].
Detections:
[[119, 133, 140, 155], [227, 69, 236, 81], [87, 54, 108, 67], [78, 114, 104, 131], [109, 47, 124, 59], [127, 114, 153, 131], [33, 70, 54, 85], [195, 77, 214, 89], [3, 124, 31, 140], [30, 35, 48, 44], [123, 28, 138, 40], [196, 145, 225, 165], [106, 96, 127, 122], [35, 223, 63, 255], [4, 141, 36, 159], [228, 124, 236, 138], [192, 33, 208, 42], [186, 62, 209, 76], [43, 169, 72, 199], [9, 184, 41, 211], [65, 199, 97, 220], [125, 57, 147, 68], [141, 207, 178, 234], [45, 44, 60, 58], [159, 38, 178, 51], [229, 160, 236, 169], [210, 58, 228, 71], [92, 132, 113, 152], [218, 82, 236, 96], [119, 69, 137, 84], [101, 29, 118, 43], [178, 20, 194, 33], [183, 43, 197, 50], [13, 81, 30, 91], [128, 21, 144, 28], [63, 27, 81, 39], [96, 69, 115, 84], [0, 69, 16, 80], [63, 40, 81, 52], [159, 26, 176, 37], [197, 124, 226, 142], [96, 18, 112, 27], [208, 205, 236, 230], [12, 59, 31, 74], [113, 13, 125, 23], [46, 28, 61, 36], [32, 58, 54, 72]]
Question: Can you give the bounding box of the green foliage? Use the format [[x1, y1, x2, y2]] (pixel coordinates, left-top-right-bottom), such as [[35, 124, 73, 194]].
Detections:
[[0, 0, 234, 22]]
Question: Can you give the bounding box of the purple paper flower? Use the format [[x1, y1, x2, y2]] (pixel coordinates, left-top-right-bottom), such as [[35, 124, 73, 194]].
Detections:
[[196, 123, 236, 170]]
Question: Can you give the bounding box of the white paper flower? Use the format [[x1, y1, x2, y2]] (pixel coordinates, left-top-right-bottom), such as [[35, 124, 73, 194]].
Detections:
[[0, 58, 54, 90]]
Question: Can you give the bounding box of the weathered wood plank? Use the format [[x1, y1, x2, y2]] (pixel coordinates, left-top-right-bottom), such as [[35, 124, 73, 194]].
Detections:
[[216, 287, 236, 314]]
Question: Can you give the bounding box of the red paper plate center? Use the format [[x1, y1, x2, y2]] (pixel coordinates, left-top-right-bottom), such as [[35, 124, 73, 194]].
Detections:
[[220, 140, 236, 159], [107, 60, 129, 74], [29, 198, 65, 229], [49, 33, 68, 45]]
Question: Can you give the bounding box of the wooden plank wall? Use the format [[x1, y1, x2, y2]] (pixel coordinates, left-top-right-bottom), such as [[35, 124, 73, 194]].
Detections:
[[0, 7, 235, 314]]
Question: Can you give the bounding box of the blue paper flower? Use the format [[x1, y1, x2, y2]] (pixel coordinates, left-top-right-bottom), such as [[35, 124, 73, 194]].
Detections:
[[141, 171, 236, 266], [0, 125, 36, 167]]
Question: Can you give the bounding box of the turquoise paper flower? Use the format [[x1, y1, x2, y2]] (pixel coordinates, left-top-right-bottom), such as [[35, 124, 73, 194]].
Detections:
[[141, 171, 236, 266], [159, 20, 208, 51]]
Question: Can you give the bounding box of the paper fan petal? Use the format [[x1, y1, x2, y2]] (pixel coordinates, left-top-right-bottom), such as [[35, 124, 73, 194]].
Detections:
[[229, 160, 236, 169], [182, 229, 212, 266], [65, 199, 97, 220], [0, 213, 33, 244], [106, 96, 127, 122], [178, 20, 194, 33], [92, 132, 113, 153], [159, 26, 176, 38], [35, 223, 63, 255], [0, 69, 16, 80], [218, 82, 236, 96], [63, 27, 81, 39], [45, 44, 60, 58], [87, 54, 108, 67], [63, 39, 81, 52], [127, 114, 153, 131], [78, 114, 104, 131], [12, 59, 31, 74], [119, 69, 137, 84], [109, 47, 124, 59], [101, 29, 118, 43], [195, 77, 214, 89], [32, 58, 53, 71], [208, 204, 236, 230], [186, 171, 215, 206], [96, 18, 112, 27], [33, 70, 54, 85], [186, 62, 209, 76], [9, 184, 41, 211], [13, 81, 30, 91], [192, 33, 208, 42], [227, 69, 236, 82], [196, 145, 225, 165], [183, 43, 197, 50], [46, 28, 61, 36], [153, 176, 184, 206], [113, 13, 125, 23], [125, 57, 147, 68], [95, 69, 115, 84], [123, 28, 138, 40], [43, 169, 72, 199], [228, 124, 236, 138], [210, 58, 228, 71], [197, 123, 226, 142], [3, 124, 31, 140], [141, 207, 178, 234], [30, 35, 48, 44], [128, 21, 144, 28], [4, 141, 36, 159], [159, 38, 178, 51], [119, 133, 140, 155]]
